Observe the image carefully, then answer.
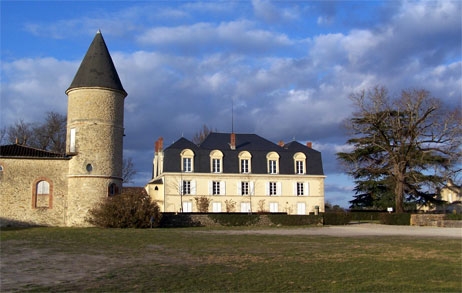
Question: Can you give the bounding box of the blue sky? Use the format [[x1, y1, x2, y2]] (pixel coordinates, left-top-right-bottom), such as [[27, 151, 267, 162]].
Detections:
[[1, 0, 461, 208]]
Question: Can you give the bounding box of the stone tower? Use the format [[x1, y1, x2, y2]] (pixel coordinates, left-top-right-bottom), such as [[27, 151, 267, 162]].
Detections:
[[65, 30, 127, 226]]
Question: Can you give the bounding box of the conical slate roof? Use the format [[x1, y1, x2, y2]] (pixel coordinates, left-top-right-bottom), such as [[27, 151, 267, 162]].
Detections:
[[66, 30, 126, 95]]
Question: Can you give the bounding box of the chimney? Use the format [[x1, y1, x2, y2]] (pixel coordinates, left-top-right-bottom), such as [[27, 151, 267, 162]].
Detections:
[[230, 133, 236, 150], [306, 142, 312, 148], [278, 140, 284, 147], [155, 137, 164, 152]]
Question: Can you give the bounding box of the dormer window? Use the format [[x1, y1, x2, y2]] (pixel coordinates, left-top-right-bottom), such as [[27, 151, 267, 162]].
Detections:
[[238, 151, 252, 173], [266, 152, 280, 174], [210, 150, 223, 173], [181, 149, 194, 172], [294, 153, 306, 174]]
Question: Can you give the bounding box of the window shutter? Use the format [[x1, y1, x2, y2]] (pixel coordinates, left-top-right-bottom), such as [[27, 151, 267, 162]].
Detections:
[[293, 182, 297, 195], [191, 180, 196, 195], [250, 181, 254, 195], [276, 182, 281, 196], [208, 181, 212, 195], [220, 181, 226, 195], [305, 182, 309, 196], [237, 181, 242, 195], [265, 182, 269, 195]]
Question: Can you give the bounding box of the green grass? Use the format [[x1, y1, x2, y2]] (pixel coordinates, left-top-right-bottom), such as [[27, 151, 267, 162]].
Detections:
[[2, 227, 461, 292]]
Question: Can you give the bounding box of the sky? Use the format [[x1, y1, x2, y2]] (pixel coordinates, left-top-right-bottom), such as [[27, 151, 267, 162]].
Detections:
[[1, 0, 461, 208]]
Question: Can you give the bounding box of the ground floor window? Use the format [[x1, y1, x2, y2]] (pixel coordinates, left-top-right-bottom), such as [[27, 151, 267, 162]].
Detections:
[[212, 202, 222, 212], [240, 202, 251, 213], [269, 202, 279, 213], [182, 201, 192, 212], [296, 203, 306, 215], [33, 179, 52, 208]]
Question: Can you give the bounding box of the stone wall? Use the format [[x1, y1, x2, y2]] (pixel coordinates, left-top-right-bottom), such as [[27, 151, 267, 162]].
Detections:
[[410, 214, 462, 228], [0, 158, 69, 227]]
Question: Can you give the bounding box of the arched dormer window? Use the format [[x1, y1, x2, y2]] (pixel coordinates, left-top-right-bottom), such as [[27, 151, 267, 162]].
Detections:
[[33, 179, 52, 208], [238, 151, 252, 173], [266, 152, 280, 174], [293, 152, 306, 174], [210, 150, 224, 173], [181, 149, 194, 172]]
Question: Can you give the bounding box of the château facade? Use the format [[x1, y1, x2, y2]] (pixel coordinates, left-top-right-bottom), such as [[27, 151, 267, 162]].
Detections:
[[147, 133, 325, 214]]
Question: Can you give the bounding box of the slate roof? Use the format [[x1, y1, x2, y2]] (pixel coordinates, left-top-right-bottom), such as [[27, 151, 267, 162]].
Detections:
[[162, 132, 324, 175], [0, 144, 69, 158], [66, 30, 126, 95]]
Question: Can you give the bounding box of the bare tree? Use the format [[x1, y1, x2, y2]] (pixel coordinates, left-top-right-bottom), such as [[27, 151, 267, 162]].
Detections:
[[6, 119, 33, 145], [192, 124, 215, 145], [337, 86, 461, 213], [122, 157, 137, 184], [5, 112, 66, 153]]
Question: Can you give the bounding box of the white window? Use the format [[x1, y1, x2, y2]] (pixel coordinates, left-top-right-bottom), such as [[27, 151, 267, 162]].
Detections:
[[269, 160, 277, 174], [297, 182, 304, 196], [212, 202, 222, 213], [183, 158, 192, 172], [297, 203, 306, 215], [210, 150, 224, 173], [37, 181, 50, 194], [267, 182, 281, 196], [267, 152, 279, 174], [239, 151, 252, 173], [181, 149, 194, 172], [180, 180, 196, 195], [241, 181, 249, 195], [212, 158, 221, 173], [293, 153, 306, 174], [70, 128, 76, 153], [240, 202, 251, 213], [241, 159, 249, 173], [269, 202, 279, 213], [294, 182, 309, 196], [35, 180, 51, 208], [209, 181, 225, 195], [182, 201, 192, 213], [296, 161, 304, 174]]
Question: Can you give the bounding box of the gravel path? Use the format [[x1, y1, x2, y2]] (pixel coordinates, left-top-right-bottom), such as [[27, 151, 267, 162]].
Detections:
[[206, 223, 462, 238]]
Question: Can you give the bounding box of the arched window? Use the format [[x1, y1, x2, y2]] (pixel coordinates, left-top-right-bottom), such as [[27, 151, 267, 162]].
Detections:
[[210, 150, 224, 173], [33, 179, 52, 208], [181, 149, 195, 172], [293, 152, 306, 174], [108, 183, 119, 196], [266, 152, 280, 174], [238, 151, 252, 173]]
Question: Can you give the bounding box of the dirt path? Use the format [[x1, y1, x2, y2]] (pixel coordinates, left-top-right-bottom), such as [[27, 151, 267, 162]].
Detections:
[[204, 223, 462, 238]]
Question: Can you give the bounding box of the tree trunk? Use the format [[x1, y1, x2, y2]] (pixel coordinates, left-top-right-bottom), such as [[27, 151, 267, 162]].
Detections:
[[394, 176, 405, 213]]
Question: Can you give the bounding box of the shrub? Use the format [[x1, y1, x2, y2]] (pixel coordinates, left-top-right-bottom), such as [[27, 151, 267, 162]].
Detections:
[[268, 214, 322, 226], [194, 196, 211, 213], [87, 187, 161, 228], [323, 212, 352, 225], [208, 213, 260, 226], [445, 213, 462, 220], [379, 213, 411, 225]]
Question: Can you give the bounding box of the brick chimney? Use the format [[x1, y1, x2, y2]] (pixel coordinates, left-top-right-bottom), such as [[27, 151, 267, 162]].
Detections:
[[155, 137, 164, 152], [230, 133, 236, 150], [278, 140, 284, 147], [306, 141, 312, 148]]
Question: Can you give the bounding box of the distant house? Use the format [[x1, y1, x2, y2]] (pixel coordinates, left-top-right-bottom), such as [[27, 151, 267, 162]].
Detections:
[[146, 133, 325, 214]]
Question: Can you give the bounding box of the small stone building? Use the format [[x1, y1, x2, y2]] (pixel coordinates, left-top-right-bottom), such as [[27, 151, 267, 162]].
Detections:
[[0, 31, 127, 227]]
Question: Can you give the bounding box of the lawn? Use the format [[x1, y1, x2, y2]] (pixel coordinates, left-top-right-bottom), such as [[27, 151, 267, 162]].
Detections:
[[1, 227, 461, 292]]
